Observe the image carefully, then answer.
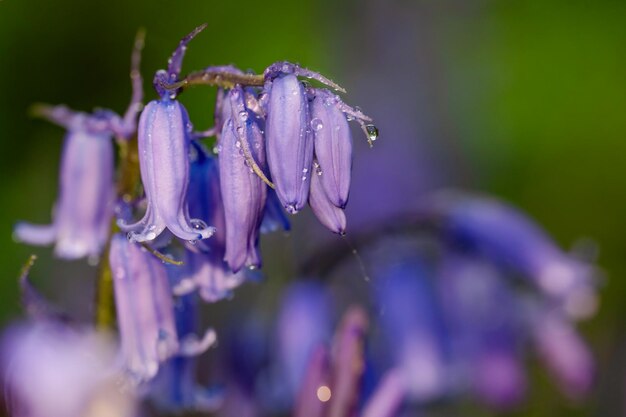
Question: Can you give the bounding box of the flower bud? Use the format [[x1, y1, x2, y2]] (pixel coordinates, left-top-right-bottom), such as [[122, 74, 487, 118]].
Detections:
[[218, 86, 267, 272], [265, 74, 314, 213], [310, 90, 352, 208], [309, 168, 346, 235]]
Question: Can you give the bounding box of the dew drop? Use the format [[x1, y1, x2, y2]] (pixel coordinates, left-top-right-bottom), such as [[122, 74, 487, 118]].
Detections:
[[145, 232, 157, 241], [191, 219, 208, 231], [310, 118, 324, 131], [365, 124, 379, 141], [239, 111, 248, 121], [302, 168, 308, 173]]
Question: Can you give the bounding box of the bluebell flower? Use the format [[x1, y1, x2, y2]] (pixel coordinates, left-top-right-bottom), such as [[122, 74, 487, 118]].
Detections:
[[217, 86, 267, 272], [170, 142, 247, 300], [1, 322, 138, 417], [109, 233, 216, 382], [119, 24, 215, 243], [438, 253, 526, 408], [433, 193, 598, 319], [372, 251, 448, 402], [264, 73, 314, 214], [530, 305, 594, 398], [309, 164, 347, 235], [309, 88, 353, 208], [14, 33, 145, 260], [149, 286, 220, 413], [14, 109, 115, 260]]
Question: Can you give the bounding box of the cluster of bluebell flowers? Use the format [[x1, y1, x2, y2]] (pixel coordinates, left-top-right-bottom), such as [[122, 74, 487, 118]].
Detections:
[[6, 24, 383, 417], [4, 23, 601, 417]]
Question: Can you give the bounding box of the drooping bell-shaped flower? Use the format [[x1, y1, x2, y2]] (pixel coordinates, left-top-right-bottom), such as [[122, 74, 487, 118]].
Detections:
[[120, 24, 215, 243], [438, 253, 526, 409], [274, 282, 333, 402], [218, 86, 267, 272], [432, 193, 597, 319], [172, 143, 246, 300], [149, 281, 219, 413], [109, 233, 179, 381], [14, 110, 114, 260], [1, 322, 137, 417], [310, 89, 353, 208], [372, 250, 447, 402], [14, 33, 145, 260], [264, 73, 314, 213], [309, 165, 347, 235]]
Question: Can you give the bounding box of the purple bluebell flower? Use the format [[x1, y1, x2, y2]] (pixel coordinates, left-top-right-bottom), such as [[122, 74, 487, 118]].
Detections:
[[120, 25, 215, 243], [217, 86, 267, 272], [14, 33, 144, 260], [433, 193, 597, 319], [438, 253, 526, 409], [373, 254, 448, 402], [110, 233, 216, 382], [274, 281, 334, 403], [310, 89, 353, 208], [172, 143, 246, 300], [110, 233, 179, 380], [264, 73, 314, 213], [14, 108, 115, 260], [293, 306, 407, 417], [309, 165, 347, 234], [1, 322, 137, 417], [149, 288, 220, 413], [531, 309, 594, 398], [263, 62, 374, 217]]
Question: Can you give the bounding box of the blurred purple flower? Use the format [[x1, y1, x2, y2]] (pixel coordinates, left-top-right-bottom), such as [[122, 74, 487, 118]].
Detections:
[[14, 33, 144, 260], [438, 253, 526, 409], [149, 291, 220, 413], [433, 193, 598, 319], [373, 256, 448, 402], [1, 322, 137, 417], [109, 233, 215, 382], [14, 108, 115, 260]]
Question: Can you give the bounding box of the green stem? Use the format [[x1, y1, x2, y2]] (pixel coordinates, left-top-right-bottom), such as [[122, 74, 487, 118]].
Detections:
[[160, 70, 265, 92]]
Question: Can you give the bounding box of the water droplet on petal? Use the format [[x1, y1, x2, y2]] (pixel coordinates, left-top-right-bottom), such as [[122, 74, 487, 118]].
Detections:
[[365, 124, 379, 141], [190, 219, 208, 231], [239, 111, 248, 121], [310, 118, 324, 131]]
